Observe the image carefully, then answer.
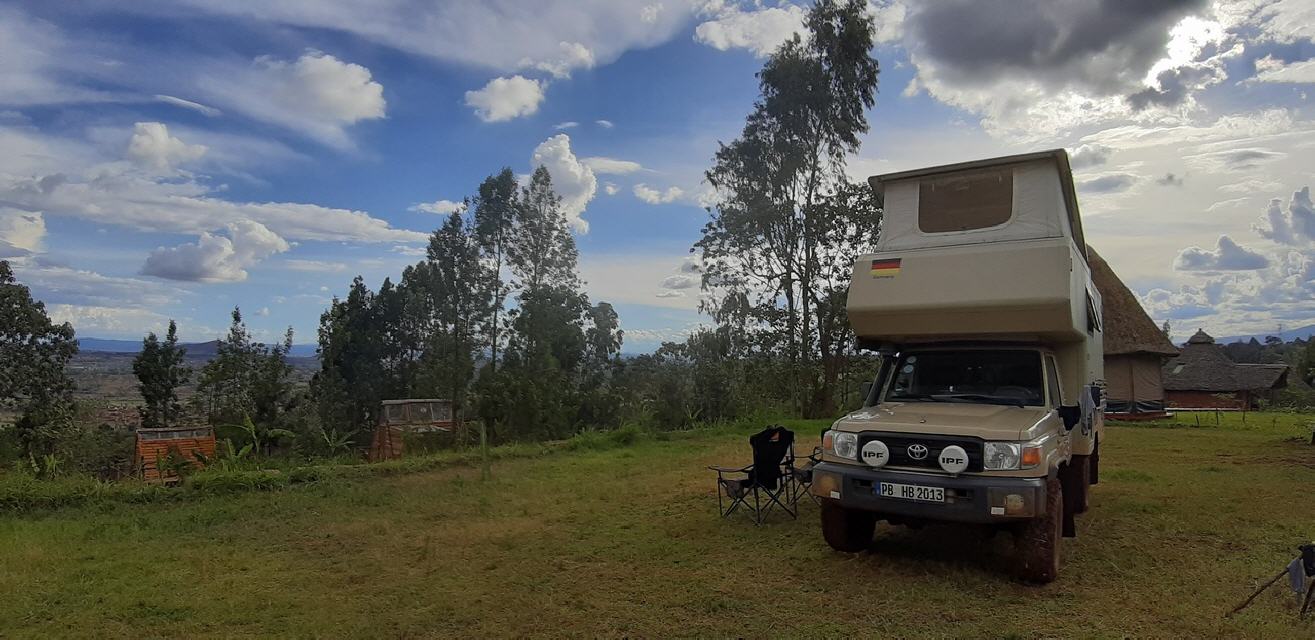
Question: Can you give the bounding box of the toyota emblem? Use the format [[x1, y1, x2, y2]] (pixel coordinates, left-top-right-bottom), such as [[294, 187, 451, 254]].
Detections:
[[907, 444, 929, 460]]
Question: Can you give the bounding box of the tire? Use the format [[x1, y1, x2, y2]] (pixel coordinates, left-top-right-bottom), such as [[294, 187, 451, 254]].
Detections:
[[1014, 477, 1063, 584], [1089, 440, 1100, 485], [1065, 456, 1091, 514], [821, 502, 876, 553]]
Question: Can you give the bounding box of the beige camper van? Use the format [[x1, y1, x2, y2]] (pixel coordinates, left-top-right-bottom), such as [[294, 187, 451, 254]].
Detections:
[[810, 149, 1103, 583]]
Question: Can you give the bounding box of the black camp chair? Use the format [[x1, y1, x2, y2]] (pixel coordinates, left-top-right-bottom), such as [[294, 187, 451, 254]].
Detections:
[[708, 425, 799, 525]]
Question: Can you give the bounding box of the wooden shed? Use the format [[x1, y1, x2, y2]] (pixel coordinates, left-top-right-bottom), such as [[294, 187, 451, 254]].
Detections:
[[1163, 329, 1289, 410], [135, 426, 216, 482], [368, 399, 456, 462], [1088, 247, 1179, 418]]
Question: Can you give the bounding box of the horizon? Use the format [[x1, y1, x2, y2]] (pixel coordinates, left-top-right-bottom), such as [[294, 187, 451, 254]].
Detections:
[[2, 1, 1315, 351]]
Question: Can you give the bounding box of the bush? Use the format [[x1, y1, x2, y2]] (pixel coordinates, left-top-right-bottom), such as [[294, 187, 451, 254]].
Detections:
[[188, 469, 288, 495]]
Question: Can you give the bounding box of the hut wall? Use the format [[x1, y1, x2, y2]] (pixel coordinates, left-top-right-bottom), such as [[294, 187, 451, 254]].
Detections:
[[1165, 390, 1246, 410]]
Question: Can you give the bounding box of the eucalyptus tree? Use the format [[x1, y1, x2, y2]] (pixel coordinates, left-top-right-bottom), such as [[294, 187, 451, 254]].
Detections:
[[696, 0, 881, 416], [420, 211, 492, 413], [472, 168, 519, 373], [133, 320, 190, 429]]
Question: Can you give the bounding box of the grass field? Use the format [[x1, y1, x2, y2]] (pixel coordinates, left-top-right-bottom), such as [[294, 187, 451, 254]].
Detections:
[[1, 412, 1313, 638]]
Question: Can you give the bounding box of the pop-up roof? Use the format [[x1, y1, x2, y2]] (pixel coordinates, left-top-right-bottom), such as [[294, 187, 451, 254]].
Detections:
[[868, 149, 1087, 261]]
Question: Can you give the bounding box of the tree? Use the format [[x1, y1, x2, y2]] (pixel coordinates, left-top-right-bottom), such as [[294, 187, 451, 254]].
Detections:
[[1161, 321, 1171, 340], [418, 211, 492, 414], [198, 308, 296, 428], [472, 168, 519, 373], [696, 0, 881, 417], [0, 261, 78, 455], [133, 320, 190, 429]]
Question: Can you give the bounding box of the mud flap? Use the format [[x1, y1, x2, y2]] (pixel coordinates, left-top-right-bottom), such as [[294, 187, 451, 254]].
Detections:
[[1059, 465, 1080, 538]]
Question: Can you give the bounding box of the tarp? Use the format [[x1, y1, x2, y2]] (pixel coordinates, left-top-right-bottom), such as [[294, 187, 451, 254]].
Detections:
[[877, 159, 1070, 252], [1106, 354, 1166, 413]]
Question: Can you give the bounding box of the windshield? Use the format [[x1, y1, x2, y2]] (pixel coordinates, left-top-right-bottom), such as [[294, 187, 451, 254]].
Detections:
[[885, 349, 1044, 407]]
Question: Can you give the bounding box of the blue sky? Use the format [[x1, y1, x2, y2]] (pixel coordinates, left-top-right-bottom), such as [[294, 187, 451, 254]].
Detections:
[[3, 0, 1315, 351]]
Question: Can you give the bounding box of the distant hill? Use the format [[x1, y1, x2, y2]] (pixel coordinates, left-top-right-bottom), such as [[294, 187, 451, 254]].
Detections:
[[1216, 324, 1315, 345], [77, 337, 317, 358]]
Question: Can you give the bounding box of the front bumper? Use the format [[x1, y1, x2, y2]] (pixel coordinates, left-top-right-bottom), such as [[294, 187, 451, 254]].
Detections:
[[810, 462, 1048, 523]]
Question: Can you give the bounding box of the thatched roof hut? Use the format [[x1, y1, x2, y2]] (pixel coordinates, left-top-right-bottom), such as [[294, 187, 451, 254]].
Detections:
[[1088, 247, 1178, 415], [1163, 329, 1289, 409]]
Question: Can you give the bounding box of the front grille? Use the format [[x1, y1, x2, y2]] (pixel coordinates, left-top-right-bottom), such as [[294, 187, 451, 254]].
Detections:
[[858, 431, 985, 472]]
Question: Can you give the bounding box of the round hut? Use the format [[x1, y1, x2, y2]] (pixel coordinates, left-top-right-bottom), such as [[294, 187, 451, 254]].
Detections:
[[1087, 247, 1179, 418], [1162, 329, 1289, 410]]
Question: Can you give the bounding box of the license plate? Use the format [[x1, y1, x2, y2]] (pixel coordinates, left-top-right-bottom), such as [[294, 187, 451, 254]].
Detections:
[[876, 482, 945, 503]]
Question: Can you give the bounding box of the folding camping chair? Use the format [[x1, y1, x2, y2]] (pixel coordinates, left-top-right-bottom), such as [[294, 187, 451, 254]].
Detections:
[[790, 445, 824, 506], [708, 425, 800, 525]]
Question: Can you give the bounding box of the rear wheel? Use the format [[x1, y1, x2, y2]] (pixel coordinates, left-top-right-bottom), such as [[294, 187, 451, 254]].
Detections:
[[1013, 477, 1063, 584], [821, 502, 876, 552]]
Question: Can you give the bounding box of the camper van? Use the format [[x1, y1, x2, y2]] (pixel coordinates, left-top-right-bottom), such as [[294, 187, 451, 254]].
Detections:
[[810, 150, 1103, 583]]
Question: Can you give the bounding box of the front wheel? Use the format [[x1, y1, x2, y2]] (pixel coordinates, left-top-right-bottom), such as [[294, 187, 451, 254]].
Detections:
[[821, 502, 876, 552], [1013, 477, 1063, 584]]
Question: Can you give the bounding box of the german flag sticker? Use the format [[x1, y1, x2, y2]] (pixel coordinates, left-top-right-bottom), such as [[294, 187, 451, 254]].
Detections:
[[870, 258, 901, 278]]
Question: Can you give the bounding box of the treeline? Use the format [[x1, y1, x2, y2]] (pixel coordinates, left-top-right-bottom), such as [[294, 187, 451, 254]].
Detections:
[[311, 166, 624, 443]]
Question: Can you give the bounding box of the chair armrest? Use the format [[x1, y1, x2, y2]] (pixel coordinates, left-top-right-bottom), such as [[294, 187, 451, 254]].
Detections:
[[707, 465, 752, 473]]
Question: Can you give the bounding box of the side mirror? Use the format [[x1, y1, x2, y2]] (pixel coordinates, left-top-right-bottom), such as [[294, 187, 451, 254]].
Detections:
[[1058, 405, 1081, 431], [859, 382, 873, 405]]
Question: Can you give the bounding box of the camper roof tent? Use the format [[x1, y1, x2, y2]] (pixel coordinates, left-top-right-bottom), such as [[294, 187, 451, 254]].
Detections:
[[848, 149, 1098, 344], [868, 149, 1087, 261]]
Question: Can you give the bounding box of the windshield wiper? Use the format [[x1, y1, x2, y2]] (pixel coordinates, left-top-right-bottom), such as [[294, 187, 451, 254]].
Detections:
[[887, 393, 950, 402], [930, 393, 1026, 408]]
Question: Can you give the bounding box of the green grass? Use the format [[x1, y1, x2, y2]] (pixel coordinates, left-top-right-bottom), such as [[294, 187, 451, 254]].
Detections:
[[1, 415, 1313, 637]]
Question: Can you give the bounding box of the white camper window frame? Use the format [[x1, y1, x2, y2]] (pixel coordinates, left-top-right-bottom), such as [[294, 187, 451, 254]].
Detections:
[[914, 166, 1016, 237]]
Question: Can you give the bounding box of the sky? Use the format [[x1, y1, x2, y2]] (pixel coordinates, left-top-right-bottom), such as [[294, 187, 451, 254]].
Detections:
[[2, 0, 1314, 352]]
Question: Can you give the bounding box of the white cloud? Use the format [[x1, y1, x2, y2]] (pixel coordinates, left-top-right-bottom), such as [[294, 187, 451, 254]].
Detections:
[[655, 290, 685, 298], [45, 304, 169, 337], [12, 264, 180, 308], [596, 119, 615, 128], [1254, 187, 1315, 245], [519, 41, 595, 79], [1069, 143, 1112, 170], [0, 126, 425, 245], [198, 51, 386, 148], [583, 156, 644, 174], [126, 122, 207, 172], [694, 3, 806, 57], [604, 182, 619, 196], [869, 0, 906, 45], [281, 259, 348, 273], [465, 75, 545, 123], [1174, 235, 1270, 271], [661, 274, 696, 289], [409, 199, 465, 215], [554, 121, 579, 130], [153, 95, 222, 117], [0, 208, 45, 259], [642, 3, 664, 24], [1253, 57, 1315, 84], [634, 183, 684, 204], [141, 220, 290, 282], [255, 306, 271, 317], [0, 7, 120, 107], [530, 134, 596, 233], [171, 1, 697, 77]]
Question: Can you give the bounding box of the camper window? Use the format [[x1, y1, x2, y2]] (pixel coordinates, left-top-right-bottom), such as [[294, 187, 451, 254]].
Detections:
[[917, 167, 1013, 233]]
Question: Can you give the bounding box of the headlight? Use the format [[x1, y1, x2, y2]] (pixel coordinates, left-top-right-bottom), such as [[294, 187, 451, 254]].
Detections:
[[983, 441, 1044, 470], [825, 430, 858, 460], [984, 442, 1020, 470]]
